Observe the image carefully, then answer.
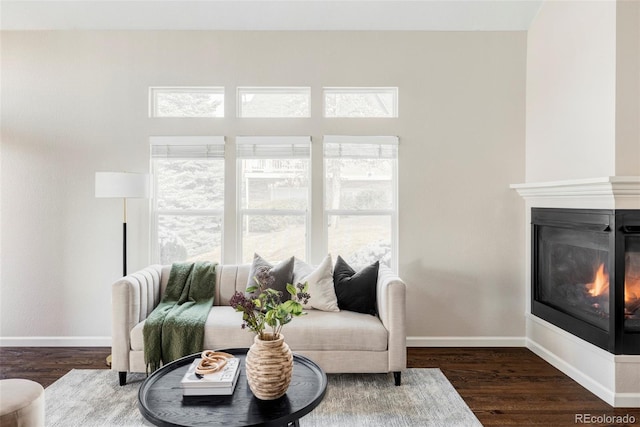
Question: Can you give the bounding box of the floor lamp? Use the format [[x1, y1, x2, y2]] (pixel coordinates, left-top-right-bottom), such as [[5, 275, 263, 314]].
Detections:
[[95, 172, 150, 276], [95, 172, 149, 366]]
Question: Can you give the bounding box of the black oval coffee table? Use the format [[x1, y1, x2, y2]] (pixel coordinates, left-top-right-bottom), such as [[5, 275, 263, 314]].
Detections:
[[138, 348, 327, 427]]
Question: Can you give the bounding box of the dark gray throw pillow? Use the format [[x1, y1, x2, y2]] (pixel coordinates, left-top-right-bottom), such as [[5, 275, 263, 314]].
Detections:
[[246, 253, 295, 301], [333, 256, 379, 316]]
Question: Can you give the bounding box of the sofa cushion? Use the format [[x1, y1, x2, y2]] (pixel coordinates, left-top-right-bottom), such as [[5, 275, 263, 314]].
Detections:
[[130, 306, 387, 353], [246, 254, 295, 301], [281, 309, 387, 351], [292, 255, 339, 312], [333, 256, 379, 316]]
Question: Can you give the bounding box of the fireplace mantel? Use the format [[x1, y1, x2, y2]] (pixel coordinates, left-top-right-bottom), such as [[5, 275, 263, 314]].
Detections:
[[510, 176, 640, 209]]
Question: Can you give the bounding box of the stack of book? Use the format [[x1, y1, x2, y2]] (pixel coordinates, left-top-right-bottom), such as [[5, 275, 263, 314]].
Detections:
[[180, 357, 240, 396]]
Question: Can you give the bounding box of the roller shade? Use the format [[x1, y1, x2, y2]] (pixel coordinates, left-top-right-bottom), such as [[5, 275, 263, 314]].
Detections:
[[236, 136, 311, 159], [150, 136, 225, 158], [323, 135, 398, 159]]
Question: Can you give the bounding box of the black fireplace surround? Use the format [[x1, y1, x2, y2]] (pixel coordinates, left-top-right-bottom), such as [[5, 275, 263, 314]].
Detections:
[[532, 208, 640, 354]]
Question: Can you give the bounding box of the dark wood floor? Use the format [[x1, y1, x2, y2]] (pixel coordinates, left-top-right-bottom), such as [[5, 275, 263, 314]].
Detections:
[[1, 347, 638, 426]]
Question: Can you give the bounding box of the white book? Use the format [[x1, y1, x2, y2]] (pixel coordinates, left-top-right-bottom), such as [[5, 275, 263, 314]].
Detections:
[[182, 370, 240, 396], [180, 357, 240, 389]]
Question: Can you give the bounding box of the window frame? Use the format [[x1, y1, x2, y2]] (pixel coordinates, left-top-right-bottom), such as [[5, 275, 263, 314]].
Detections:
[[323, 87, 399, 118], [323, 135, 399, 271], [149, 136, 226, 264], [149, 87, 225, 118], [236, 136, 312, 263], [237, 86, 311, 118]]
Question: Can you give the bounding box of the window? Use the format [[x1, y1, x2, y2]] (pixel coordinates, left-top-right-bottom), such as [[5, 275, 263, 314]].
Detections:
[[150, 87, 224, 118], [150, 136, 225, 264], [237, 87, 311, 118], [237, 136, 311, 262], [149, 86, 400, 268], [323, 87, 398, 118], [324, 135, 398, 270]]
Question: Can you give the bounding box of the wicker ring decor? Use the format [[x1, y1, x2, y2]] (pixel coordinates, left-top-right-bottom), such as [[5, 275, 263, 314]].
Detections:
[[195, 351, 234, 375]]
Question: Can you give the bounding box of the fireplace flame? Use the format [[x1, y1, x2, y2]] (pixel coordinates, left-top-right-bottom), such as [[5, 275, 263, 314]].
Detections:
[[586, 263, 609, 297], [577, 254, 640, 320], [626, 265, 640, 304]]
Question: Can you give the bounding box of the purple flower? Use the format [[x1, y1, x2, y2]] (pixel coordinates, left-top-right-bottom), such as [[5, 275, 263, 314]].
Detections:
[[254, 266, 276, 290], [229, 291, 255, 312], [295, 283, 311, 305]]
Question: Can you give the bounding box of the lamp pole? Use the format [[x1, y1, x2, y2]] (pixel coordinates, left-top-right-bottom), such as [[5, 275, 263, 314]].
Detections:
[[123, 198, 127, 276]]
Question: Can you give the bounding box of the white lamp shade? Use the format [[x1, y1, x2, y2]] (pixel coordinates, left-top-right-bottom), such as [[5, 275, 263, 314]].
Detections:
[[95, 172, 149, 198]]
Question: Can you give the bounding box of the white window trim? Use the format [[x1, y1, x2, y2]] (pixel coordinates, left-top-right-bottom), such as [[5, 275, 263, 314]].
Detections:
[[322, 135, 399, 271], [236, 136, 312, 263]]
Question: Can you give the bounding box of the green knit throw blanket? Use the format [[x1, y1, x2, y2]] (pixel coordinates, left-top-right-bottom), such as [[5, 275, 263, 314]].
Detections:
[[143, 261, 217, 373]]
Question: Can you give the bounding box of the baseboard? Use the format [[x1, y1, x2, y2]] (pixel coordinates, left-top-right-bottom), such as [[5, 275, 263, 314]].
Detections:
[[0, 336, 111, 347], [526, 316, 640, 408], [407, 336, 526, 347], [525, 337, 616, 405], [614, 393, 640, 408]]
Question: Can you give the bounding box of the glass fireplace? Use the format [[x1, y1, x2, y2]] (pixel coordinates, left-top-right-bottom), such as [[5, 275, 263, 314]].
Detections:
[[532, 208, 640, 354]]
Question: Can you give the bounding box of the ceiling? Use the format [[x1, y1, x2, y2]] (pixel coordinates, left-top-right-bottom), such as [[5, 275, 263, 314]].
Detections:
[[0, 0, 543, 31]]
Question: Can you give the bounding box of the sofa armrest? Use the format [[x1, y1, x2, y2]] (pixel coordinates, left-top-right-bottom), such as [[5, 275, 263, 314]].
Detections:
[[376, 264, 407, 372], [111, 265, 162, 372]]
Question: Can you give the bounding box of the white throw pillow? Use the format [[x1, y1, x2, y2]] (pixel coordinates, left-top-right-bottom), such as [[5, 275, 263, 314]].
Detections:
[[292, 254, 340, 312]]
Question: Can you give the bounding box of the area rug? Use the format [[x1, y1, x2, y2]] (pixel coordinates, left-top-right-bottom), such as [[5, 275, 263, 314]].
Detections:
[[45, 369, 481, 426]]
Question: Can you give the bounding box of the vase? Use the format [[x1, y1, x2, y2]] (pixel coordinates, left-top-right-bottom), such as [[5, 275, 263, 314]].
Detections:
[[245, 332, 293, 400]]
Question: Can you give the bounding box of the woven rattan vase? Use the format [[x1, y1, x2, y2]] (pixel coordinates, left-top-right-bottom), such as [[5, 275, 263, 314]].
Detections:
[[245, 333, 293, 400]]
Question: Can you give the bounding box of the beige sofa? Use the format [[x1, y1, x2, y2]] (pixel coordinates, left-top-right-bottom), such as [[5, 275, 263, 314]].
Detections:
[[111, 263, 406, 386]]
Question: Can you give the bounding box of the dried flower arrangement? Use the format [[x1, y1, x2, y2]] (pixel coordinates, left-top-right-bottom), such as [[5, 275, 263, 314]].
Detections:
[[229, 266, 310, 341]]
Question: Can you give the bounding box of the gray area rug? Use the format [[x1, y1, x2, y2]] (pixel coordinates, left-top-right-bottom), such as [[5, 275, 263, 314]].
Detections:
[[45, 369, 481, 426]]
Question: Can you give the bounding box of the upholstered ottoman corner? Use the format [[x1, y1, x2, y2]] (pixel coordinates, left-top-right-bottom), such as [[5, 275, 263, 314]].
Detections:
[[0, 379, 45, 427]]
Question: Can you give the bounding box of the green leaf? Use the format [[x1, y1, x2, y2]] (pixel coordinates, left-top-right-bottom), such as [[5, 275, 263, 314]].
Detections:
[[265, 310, 279, 327], [286, 283, 297, 297], [282, 300, 303, 316], [246, 285, 258, 293]]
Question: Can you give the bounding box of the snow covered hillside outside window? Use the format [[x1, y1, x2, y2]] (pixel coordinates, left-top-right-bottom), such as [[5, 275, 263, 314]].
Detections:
[[150, 136, 225, 264]]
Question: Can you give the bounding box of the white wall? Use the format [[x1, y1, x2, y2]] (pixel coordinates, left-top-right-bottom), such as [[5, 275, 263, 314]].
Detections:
[[526, 0, 618, 182], [526, 0, 640, 183], [615, 0, 640, 176], [0, 31, 526, 344]]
